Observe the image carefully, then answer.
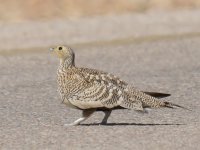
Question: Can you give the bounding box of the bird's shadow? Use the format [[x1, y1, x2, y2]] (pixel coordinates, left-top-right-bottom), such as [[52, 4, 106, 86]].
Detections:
[[80, 122, 185, 126]]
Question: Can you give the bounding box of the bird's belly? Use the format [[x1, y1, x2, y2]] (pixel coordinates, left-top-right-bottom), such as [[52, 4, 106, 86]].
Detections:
[[63, 97, 79, 109]]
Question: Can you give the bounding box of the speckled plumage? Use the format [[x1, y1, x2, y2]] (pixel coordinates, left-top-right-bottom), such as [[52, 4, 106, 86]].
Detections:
[[51, 46, 188, 126]]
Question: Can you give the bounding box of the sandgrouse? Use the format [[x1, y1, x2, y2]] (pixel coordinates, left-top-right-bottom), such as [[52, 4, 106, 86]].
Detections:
[[50, 46, 187, 126]]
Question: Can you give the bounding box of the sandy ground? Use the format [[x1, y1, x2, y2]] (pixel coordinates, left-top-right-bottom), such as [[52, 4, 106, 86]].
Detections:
[[0, 10, 200, 150]]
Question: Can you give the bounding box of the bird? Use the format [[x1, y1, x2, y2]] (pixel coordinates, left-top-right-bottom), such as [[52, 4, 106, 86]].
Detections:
[[50, 45, 188, 126]]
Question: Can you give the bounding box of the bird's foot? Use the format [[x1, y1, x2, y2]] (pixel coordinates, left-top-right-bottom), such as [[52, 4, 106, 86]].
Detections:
[[99, 121, 108, 125]]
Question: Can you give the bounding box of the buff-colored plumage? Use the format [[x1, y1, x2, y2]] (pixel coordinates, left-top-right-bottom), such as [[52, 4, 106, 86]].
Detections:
[[50, 46, 188, 126]]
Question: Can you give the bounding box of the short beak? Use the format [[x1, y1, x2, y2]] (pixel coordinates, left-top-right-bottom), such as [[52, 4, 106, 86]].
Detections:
[[49, 47, 54, 51]]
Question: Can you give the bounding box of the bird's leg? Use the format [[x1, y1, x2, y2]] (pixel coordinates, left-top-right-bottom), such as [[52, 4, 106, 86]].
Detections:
[[64, 109, 96, 126], [100, 110, 112, 125]]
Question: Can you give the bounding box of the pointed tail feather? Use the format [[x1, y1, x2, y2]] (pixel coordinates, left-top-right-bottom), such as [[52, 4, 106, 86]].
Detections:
[[144, 92, 171, 99], [163, 102, 191, 111]]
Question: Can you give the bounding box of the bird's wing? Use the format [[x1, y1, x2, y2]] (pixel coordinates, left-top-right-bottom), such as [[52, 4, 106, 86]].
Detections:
[[78, 68, 171, 98], [78, 67, 128, 88], [67, 68, 143, 110]]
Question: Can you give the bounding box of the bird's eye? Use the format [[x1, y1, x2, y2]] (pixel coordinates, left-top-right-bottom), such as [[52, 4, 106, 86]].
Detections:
[[58, 47, 62, 50]]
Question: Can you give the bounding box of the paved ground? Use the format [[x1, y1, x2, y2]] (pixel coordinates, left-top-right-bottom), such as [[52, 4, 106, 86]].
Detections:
[[0, 10, 200, 150]]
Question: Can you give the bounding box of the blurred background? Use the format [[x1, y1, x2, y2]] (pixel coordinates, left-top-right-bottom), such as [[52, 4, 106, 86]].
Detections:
[[1, 0, 200, 22], [0, 0, 200, 53]]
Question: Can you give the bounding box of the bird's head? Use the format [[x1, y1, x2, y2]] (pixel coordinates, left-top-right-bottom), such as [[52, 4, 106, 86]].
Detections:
[[50, 46, 74, 59], [50, 45, 75, 67]]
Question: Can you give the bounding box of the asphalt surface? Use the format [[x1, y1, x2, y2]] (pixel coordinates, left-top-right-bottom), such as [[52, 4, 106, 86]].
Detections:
[[0, 10, 200, 150]]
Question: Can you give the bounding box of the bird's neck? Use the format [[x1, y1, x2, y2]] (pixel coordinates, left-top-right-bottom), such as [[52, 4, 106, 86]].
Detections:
[[59, 56, 75, 70]]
